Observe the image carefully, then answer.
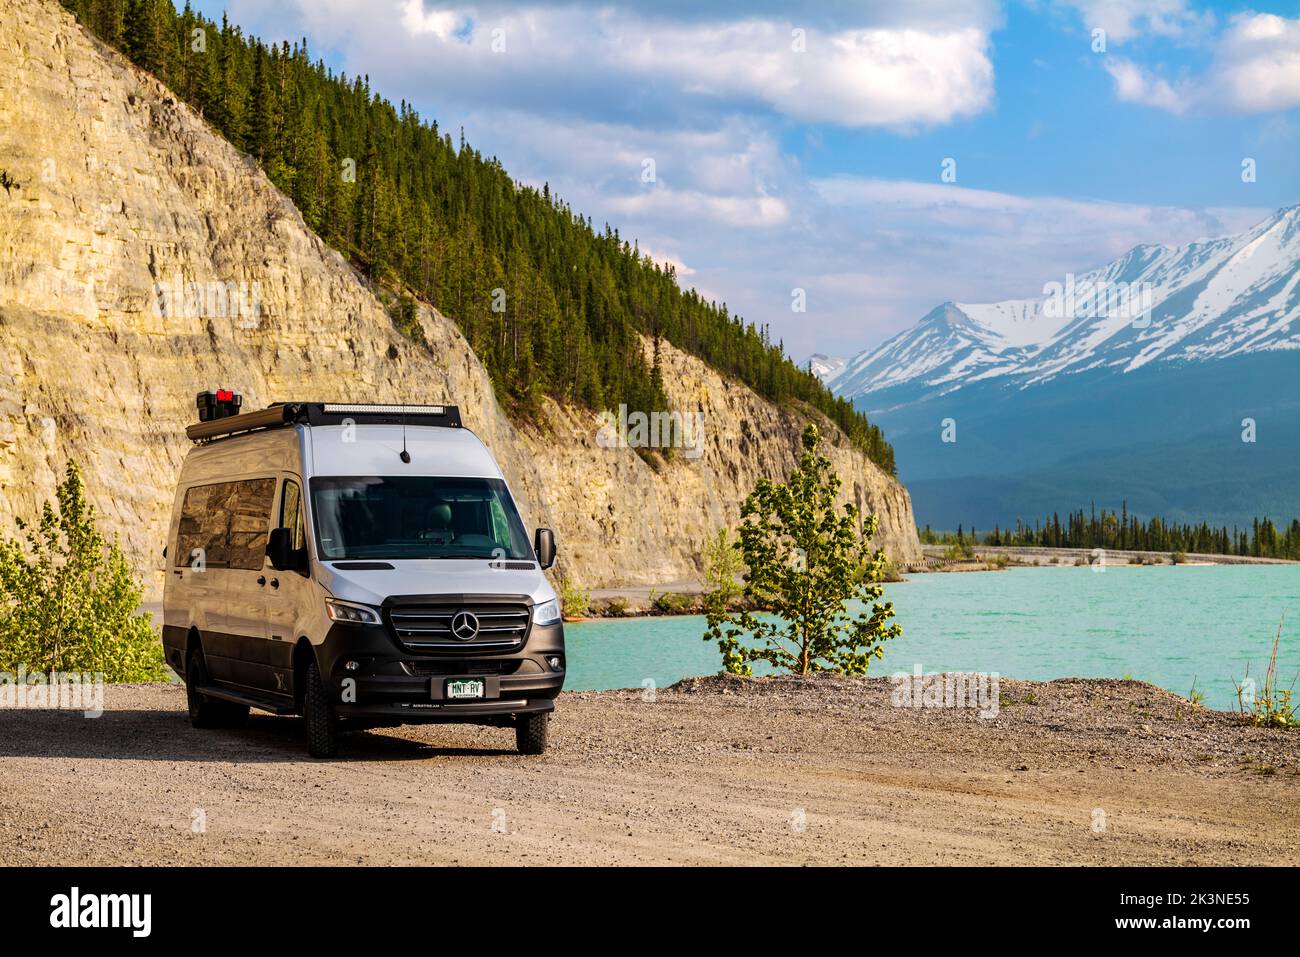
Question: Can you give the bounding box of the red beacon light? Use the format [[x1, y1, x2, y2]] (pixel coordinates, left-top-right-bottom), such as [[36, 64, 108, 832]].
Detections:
[[196, 389, 243, 422]]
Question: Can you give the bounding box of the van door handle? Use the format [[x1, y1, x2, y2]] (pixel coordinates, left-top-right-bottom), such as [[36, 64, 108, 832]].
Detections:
[[257, 575, 266, 586], [270, 578, 280, 589]]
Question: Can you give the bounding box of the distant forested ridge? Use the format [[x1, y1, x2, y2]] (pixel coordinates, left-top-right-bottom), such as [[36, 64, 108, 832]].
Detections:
[[920, 505, 1300, 560], [60, 0, 895, 474]]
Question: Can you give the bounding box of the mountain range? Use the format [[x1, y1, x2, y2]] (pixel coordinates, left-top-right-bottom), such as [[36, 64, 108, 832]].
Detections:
[[811, 206, 1300, 530]]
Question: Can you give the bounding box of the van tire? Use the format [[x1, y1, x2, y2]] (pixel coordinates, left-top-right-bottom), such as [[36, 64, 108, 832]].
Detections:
[[515, 712, 548, 755], [186, 649, 249, 729], [303, 660, 339, 758]]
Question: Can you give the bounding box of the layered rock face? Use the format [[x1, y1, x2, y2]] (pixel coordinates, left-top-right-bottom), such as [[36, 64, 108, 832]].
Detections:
[[0, 0, 919, 596]]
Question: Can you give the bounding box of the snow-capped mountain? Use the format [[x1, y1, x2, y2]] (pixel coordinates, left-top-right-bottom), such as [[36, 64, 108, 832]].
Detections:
[[826, 206, 1300, 401], [817, 205, 1300, 530], [802, 353, 847, 381]]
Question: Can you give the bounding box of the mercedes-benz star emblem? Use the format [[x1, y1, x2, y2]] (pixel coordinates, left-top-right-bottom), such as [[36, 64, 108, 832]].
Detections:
[[451, 610, 480, 641]]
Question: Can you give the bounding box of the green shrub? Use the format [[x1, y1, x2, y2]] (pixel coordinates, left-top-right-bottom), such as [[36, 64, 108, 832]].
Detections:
[[388, 294, 427, 348], [0, 462, 164, 681], [557, 576, 590, 619], [944, 540, 975, 562], [653, 592, 698, 616]]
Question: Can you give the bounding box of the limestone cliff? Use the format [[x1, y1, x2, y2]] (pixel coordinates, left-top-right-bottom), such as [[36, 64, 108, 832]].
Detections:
[[0, 0, 920, 596]]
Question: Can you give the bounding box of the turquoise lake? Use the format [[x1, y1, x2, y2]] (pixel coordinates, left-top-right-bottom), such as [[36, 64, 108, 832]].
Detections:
[[563, 564, 1299, 710]]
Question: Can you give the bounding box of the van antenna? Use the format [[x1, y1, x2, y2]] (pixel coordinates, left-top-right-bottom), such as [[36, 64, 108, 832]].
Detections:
[[400, 411, 411, 463]]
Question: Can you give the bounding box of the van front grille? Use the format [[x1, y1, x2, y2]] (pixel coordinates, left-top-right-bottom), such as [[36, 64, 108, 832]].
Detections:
[[385, 601, 531, 654], [404, 659, 523, 677]]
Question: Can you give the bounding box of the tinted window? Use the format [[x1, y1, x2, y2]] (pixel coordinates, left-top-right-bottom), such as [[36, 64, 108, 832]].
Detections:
[[176, 484, 231, 568], [310, 476, 531, 561], [281, 479, 306, 551], [175, 478, 277, 570]]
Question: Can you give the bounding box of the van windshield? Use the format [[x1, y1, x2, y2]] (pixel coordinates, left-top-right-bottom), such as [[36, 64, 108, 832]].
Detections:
[[310, 476, 533, 561]]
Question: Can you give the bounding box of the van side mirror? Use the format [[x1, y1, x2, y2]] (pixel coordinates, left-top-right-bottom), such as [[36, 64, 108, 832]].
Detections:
[[534, 527, 556, 570], [267, 527, 294, 572]]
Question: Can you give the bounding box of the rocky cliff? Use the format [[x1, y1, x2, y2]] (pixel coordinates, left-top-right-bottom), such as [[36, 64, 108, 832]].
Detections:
[[0, 0, 919, 597]]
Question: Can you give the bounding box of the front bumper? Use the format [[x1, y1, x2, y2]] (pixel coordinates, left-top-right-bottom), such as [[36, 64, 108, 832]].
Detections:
[[315, 618, 566, 723]]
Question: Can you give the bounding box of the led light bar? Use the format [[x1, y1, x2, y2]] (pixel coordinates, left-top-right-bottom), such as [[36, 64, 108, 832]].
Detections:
[[322, 404, 447, 415]]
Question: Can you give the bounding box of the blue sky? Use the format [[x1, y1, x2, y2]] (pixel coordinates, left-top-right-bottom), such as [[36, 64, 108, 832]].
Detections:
[[189, 0, 1300, 359]]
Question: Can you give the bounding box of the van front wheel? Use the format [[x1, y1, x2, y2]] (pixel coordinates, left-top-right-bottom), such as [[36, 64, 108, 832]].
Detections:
[[515, 712, 548, 755], [303, 660, 339, 758]]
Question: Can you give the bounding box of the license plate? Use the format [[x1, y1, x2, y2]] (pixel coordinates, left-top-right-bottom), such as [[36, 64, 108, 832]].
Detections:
[[446, 678, 485, 700]]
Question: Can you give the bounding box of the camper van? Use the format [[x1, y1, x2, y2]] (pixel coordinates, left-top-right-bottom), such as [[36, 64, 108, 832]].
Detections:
[[161, 391, 565, 758]]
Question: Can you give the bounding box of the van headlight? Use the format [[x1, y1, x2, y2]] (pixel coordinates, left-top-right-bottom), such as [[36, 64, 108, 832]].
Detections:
[[533, 599, 561, 625], [325, 598, 381, 625]]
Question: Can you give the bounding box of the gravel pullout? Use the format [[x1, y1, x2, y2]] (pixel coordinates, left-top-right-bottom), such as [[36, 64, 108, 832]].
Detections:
[[0, 675, 1296, 866]]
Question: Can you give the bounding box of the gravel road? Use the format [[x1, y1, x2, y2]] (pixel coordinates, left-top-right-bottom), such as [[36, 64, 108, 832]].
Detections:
[[1, 674, 1296, 865]]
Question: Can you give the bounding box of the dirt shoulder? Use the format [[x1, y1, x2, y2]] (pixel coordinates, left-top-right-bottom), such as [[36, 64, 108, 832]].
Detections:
[[1, 675, 1296, 866]]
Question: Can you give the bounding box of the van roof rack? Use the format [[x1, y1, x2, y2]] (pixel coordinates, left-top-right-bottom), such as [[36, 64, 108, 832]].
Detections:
[[186, 397, 462, 443]]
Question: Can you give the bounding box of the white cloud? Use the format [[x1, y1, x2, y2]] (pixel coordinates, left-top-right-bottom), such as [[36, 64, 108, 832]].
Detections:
[[1062, 0, 1214, 43], [1104, 58, 1190, 113], [813, 176, 1268, 246], [400, 1, 465, 39], [607, 21, 995, 128], [281, 1, 996, 130], [802, 176, 1272, 351], [1213, 13, 1300, 112], [608, 189, 790, 228], [457, 110, 794, 228], [636, 244, 696, 277], [1101, 12, 1300, 115]]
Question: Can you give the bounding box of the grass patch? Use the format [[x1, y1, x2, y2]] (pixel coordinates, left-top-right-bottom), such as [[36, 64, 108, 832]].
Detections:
[[1235, 614, 1297, 729]]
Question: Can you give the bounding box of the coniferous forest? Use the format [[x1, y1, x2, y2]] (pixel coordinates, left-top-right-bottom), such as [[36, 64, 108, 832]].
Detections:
[[920, 506, 1300, 560], [60, 0, 896, 475]]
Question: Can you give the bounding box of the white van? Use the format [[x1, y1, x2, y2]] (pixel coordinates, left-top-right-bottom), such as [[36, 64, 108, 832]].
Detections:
[[161, 391, 565, 758]]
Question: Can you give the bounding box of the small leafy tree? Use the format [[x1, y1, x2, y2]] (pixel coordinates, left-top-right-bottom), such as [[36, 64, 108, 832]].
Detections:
[[702, 527, 744, 610], [704, 424, 902, 675], [0, 462, 164, 680]]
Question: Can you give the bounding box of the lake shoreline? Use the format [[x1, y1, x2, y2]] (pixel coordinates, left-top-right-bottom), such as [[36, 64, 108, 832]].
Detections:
[[571, 546, 1297, 619], [562, 565, 1296, 713]]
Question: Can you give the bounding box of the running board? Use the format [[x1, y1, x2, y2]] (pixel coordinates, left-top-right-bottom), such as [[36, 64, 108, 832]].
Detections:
[[200, 684, 297, 716]]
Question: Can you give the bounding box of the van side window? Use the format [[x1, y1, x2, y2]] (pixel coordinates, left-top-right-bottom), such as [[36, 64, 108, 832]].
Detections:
[[227, 478, 277, 569], [281, 479, 306, 551], [175, 478, 277, 570], [176, 484, 231, 568]]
